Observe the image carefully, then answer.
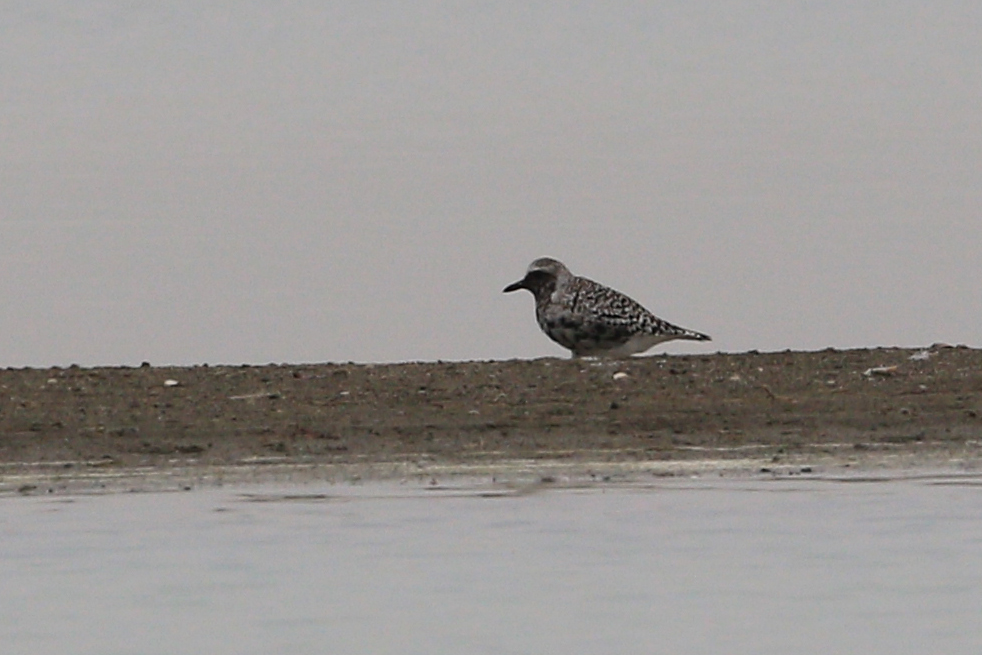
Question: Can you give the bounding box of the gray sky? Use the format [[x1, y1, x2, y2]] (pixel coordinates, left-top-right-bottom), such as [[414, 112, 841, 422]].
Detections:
[[2, 2, 980, 366]]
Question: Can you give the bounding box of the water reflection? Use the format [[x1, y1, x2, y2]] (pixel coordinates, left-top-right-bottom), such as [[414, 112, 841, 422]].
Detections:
[[2, 475, 982, 655]]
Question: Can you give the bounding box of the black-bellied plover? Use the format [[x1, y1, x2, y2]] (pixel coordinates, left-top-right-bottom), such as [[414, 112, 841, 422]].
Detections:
[[503, 257, 711, 357]]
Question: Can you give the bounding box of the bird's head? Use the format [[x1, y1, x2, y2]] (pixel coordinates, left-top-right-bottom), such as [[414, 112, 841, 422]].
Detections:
[[503, 257, 572, 297]]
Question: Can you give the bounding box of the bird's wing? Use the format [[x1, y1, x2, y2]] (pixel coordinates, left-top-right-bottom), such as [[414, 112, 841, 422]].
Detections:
[[569, 277, 691, 338]]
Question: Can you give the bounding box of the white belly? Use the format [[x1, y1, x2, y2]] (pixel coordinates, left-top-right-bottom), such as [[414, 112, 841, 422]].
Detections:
[[580, 333, 679, 357]]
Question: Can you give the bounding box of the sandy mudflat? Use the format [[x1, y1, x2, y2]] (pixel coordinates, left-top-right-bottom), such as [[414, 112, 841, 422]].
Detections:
[[1, 347, 981, 493]]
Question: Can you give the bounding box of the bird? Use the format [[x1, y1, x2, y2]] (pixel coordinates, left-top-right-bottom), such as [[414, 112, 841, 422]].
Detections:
[[503, 257, 711, 357]]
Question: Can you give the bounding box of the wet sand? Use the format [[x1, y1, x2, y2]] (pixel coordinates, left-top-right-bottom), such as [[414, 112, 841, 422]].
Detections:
[[2, 347, 981, 492]]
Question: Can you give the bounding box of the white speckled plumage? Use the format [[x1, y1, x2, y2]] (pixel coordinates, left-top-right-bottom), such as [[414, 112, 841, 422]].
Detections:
[[504, 258, 711, 357]]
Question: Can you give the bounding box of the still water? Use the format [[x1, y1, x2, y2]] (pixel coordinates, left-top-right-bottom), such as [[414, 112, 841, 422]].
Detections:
[[2, 473, 982, 655]]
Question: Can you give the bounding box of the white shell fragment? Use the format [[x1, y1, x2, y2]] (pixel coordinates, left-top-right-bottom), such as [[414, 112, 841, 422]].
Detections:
[[863, 366, 898, 377]]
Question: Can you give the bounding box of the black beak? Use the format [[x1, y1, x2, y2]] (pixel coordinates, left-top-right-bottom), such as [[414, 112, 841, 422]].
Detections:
[[503, 279, 526, 293]]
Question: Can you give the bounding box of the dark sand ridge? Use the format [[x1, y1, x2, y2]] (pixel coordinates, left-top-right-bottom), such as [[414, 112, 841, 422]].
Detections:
[[1, 347, 981, 493]]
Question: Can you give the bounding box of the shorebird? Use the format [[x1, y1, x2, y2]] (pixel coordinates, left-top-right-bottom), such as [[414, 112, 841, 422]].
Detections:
[[503, 257, 711, 357]]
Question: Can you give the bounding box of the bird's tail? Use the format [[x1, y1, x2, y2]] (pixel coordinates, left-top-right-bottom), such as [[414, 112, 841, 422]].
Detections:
[[679, 328, 711, 342]]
